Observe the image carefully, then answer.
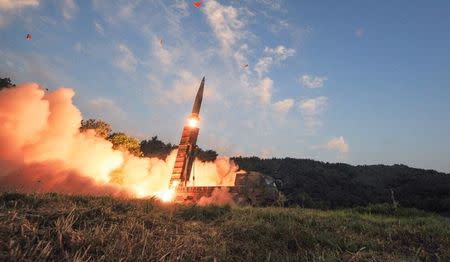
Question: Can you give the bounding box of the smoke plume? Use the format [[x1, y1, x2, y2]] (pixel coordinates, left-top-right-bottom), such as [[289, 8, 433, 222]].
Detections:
[[0, 83, 238, 200]]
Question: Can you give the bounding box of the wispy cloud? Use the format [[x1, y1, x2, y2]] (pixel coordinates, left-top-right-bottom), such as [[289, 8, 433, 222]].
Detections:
[[300, 74, 327, 89], [0, 0, 39, 26], [160, 71, 220, 104], [203, 0, 245, 53], [151, 36, 172, 66], [94, 20, 104, 35], [255, 45, 295, 77], [0, 0, 39, 11], [89, 97, 126, 118], [298, 96, 328, 128], [254, 57, 273, 77], [255, 0, 283, 10], [114, 44, 138, 73], [61, 0, 78, 20], [254, 77, 273, 104], [273, 98, 294, 114], [264, 45, 295, 60]]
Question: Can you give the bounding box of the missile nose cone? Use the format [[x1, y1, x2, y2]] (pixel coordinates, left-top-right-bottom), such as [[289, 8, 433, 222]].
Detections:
[[191, 76, 205, 116]]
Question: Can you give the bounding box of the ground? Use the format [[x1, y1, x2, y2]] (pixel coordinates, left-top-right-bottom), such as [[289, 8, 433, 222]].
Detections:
[[0, 192, 449, 261]]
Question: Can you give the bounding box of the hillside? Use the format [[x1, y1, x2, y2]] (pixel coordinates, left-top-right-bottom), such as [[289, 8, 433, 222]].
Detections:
[[233, 157, 450, 213], [1, 192, 449, 261]]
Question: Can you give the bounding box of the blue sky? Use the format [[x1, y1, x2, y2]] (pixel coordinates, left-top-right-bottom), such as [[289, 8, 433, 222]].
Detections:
[[1, 0, 450, 172]]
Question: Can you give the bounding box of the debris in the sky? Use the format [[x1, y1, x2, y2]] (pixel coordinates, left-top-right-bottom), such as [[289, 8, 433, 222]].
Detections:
[[243, 64, 249, 68], [193, 1, 203, 8], [26, 34, 32, 40], [160, 38, 164, 47]]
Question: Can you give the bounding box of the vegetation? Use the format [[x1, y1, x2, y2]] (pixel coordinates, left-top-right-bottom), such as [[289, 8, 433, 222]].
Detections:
[[107, 132, 143, 157], [0, 192, 449, 261], [233, 157, 450, 213], [80, 119, 112, 139], [140, 136, 174, 159], [0, 77, 15, 90]]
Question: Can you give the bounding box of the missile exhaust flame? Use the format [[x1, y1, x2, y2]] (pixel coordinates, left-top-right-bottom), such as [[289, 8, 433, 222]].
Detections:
[[0, 82, 238, 205]]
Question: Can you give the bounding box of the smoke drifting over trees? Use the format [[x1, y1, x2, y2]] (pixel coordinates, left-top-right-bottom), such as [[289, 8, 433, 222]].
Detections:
[[0, 83, 238, 198]]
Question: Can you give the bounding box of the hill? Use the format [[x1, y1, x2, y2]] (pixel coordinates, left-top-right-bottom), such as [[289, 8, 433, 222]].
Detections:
[[233, 157, 450, 213], [1, 192, 449, 261]]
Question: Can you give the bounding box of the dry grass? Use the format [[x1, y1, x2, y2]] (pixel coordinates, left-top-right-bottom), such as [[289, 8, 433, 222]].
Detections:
[[0, 192, 449, 261]]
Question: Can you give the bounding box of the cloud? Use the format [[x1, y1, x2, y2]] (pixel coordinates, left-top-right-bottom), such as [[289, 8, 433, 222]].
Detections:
[[254, 77, 273, 104], [325, 136, 349, 153], [269, 19, 289, 33], [114, 44, 138, 73], [161, 71, 220, 105], [94, 20, 104, 35], [61, 0, 78, 20], [300, 74, 327, 89], [152, 37, 172, 66], [255, 45, 295, 77], [118, 1, 140, 19], [0, 0, 39, 11], [299, 96, 328, 115], [203, 0, 245, 52], [273, 98, 294, 114], [255, 0, 283, 10], [89, 97, 126, 118], [298, 96, 328, 129], [264, 45, 295, 60], [254, 57, 273, 77]]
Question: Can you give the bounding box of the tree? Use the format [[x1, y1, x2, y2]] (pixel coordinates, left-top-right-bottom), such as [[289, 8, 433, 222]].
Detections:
[[0, 77, 15, 90], [196, 148, 218, 162], [108, 132, 143, 157], [140, 136, 174, 159], [80, 119, 112, 138]]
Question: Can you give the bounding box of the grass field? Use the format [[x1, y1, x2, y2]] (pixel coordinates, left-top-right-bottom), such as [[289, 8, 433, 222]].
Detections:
[[0, 192, 449, 261]]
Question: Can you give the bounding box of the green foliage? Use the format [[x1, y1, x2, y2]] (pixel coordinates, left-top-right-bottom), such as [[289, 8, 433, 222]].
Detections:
[[107, 132, 142, 157], [79, 119, 112, 138], [233, 157, 450, 213], [140, 136, 175, 159], [0, 77, 15, 90], [140, 136, 218, 161], [196, 148, 218, 161], [1, 192, 448, 261]]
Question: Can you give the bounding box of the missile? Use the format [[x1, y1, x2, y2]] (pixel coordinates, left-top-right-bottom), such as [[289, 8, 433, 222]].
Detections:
[[170, 77, 205, 188], [191, 76, 205, 117]]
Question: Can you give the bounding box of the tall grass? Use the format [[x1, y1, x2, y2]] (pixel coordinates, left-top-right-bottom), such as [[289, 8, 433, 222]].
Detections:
[[0, 192, 449, 261]]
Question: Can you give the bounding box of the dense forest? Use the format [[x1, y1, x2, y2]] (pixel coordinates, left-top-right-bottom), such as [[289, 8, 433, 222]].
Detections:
[[232, 157, 450, 213]]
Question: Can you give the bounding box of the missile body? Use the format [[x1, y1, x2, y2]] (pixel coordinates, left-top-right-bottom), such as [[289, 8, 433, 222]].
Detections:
[[169, 77, 205, 188]]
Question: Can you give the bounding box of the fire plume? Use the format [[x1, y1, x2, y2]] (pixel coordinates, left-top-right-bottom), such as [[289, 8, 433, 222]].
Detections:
[[0, 83, 237, 202]]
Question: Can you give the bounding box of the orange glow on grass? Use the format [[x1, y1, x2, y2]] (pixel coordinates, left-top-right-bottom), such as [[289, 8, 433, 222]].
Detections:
[[155, 181, 179, 202]]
